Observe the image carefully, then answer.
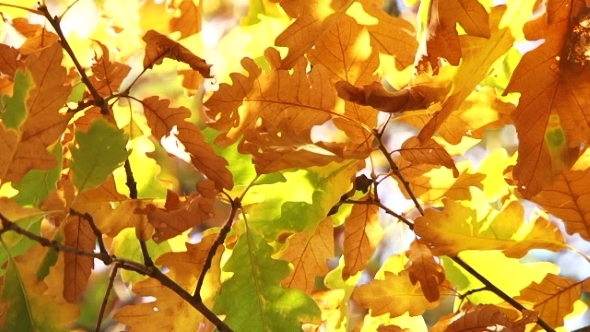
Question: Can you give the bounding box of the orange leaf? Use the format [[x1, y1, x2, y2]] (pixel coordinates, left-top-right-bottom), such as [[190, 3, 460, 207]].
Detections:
[[63, 215, 96, 302], [377, 325, 408, 332], [430, 303, 537, 332], [416, 5, 532, 143], [531, 149, 590, 241], [274, 0, 353, 69], [352, 270, 444, 317], [170, 0, 202, 39], [404, 241, 445, 302], [142, 96, 233, 190], [1, 43, 73, 183], [414, 199, 566, 257], [12, 18, 59, 55], [205, 47, 333, 146], [238, 120, 348, 174], [399, 137, 458, 177], [395, 157, 485, 204], [142, 29, 211, 77], [116, 234, 223, 330], [88, 40, 132, 96], [515, 274, 582, 331], [0, 44, 21, 79], [360, 1, 418, 70], [138, 180, 216, 243], [335, 81, 425, 114], [281, 217, 334, 293], [342, 194, 383, 280], [399, 86, 513, 144], [504, 0, 589, 198], [420, 0, 490, 67]]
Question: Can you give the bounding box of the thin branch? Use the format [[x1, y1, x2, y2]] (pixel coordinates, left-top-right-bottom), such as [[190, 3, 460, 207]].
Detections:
[[0, 213, 101, 260], [193, 195, 241, 301], [0, 212, 232, 331], [124, 158, 153, 267], [452, 256, 555, 332], [58, 0, 80, 20], [343, 199, 414, 230], [0, 2, 42, 15], [373, 129, 424, 215], [95, 264, 119, 332], [37, 4, 109, 115]]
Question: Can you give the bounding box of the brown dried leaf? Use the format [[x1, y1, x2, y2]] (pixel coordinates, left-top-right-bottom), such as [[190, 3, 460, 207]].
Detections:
[[89, 41, 132, 96], [335, 81, 425, 114], [399, 137, 458, 177], [404, 241, 445, 302], [142, 29, 211, 77], [142, 96, 233, 190], [63, 215, 96, 302]]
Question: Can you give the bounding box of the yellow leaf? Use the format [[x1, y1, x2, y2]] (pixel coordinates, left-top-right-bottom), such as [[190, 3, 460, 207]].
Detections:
[[399, 137, 458, 177]]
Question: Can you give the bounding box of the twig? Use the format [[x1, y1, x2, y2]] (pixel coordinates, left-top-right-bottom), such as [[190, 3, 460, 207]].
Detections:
[[69, 208, 111, 263], [37, 4, 109, 115], [373, 129, 424, 215], [0, 213, 101, 260], [0, 212, 232, 331], [194, 193, 240, 301], [95, 264, 119, 332], [343, 199, 414, 230], [452, 256, 555, 332], [0, 2, 42, 15], [123, 158, 153, 267]]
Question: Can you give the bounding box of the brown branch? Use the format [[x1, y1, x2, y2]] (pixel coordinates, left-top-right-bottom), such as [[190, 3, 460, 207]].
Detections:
[[37, 4, 109, 115], [343, 199, 414, 230], [0, 211, 233, 331], [373, 129, 424, 215], [194, 194, 240, 302], [452, 256, 555, 332], [95, 264, 119, 332]]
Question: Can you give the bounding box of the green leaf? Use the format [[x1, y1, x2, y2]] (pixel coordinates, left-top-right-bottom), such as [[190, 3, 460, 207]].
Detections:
[[0, 69, 33, 130], [246, 161, 358, 239], [0, 247, 79, 331], [12, 142, 62, 207], [214, 230, 321, 331], [69, 118, 128, 192], [203, 127, 256, 186]]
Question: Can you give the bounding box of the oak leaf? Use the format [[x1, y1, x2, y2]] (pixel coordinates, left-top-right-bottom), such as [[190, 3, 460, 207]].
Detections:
[[342, 193, 383, 280], [531, 148, 590, 241], [398, 86, 514, 145], [430, 303, 537, 332], [88, 40, 132, 96], [515, 274, 583, 331], [274, 0, 354, 69], [395, 157, 485, 204], [404, 241, 445, 302], [214, 230, 321, 330], [205, 47, 333, 147], [141, 96, 233, 190], [504, 0, 590, 198], [0, 250, 79, 331], [0, 43, 73, 184], [419, 0, 490, 68], [137, 180, 216, 243], [12, 18, 59, 55], [415, 198, 566, 257], [281, 217, 334, 293], [307, 14, 380, 144], [63, 215, 96, 303], [142, 29, 212, 78], [170, 0, 202, 39], [336, 81, 426, 114], [416, 3, 536, 143], [399, 137, 458, 177], [352, 270, 446, 318], [115, 234, 223, 330]]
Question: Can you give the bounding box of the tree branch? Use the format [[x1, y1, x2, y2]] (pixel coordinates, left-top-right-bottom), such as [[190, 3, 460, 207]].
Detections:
[[95, 264, 119, 332]]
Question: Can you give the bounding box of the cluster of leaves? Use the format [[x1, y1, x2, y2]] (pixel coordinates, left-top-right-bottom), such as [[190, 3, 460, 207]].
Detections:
[[1, 0, 590, 331]]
